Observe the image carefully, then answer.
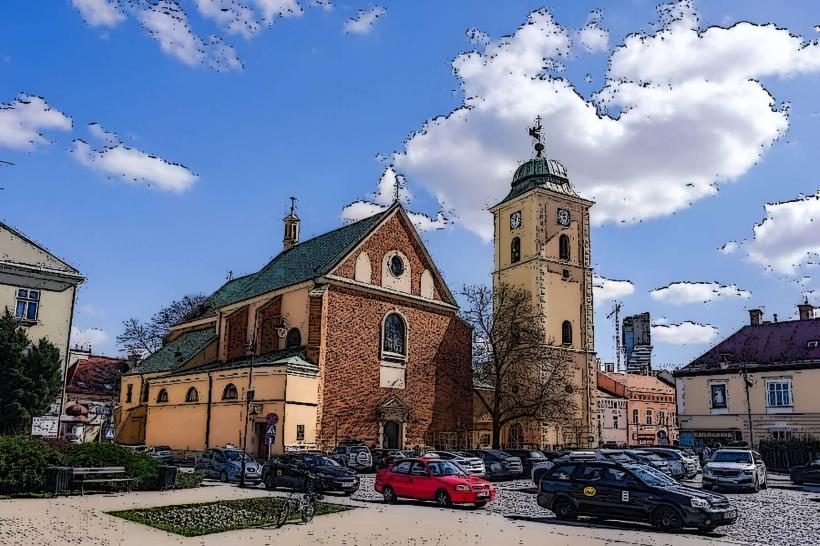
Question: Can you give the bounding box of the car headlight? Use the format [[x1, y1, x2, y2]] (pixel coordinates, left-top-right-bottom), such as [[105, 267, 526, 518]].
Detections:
[[690, 498, 710, 509], [454, 484, 471, 492]]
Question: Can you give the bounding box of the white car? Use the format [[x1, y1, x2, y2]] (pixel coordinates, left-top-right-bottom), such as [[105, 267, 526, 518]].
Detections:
[[703, 449, 767, 492], [421, 451, 486, 477]]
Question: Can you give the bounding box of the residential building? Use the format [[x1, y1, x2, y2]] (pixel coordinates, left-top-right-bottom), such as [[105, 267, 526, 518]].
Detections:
[[0, 221, 85, 418], [623, 312, 652, 374], [488, 137, 598, 448], [597, 389, 628, 446], [115, 204, 472, 457], [674, 304, 820, 448], [598, 371, 677, 446]]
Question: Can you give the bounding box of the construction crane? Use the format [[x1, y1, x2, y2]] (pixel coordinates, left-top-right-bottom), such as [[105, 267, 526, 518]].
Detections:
[[606, 302, 622, 372]]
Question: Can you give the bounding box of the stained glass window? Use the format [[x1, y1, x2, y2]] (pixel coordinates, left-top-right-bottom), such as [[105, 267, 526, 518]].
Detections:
[[383, 313, 406, 356]]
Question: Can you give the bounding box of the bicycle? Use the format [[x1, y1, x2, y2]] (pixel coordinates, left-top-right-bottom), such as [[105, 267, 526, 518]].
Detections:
[[274, 475, 324, 528]]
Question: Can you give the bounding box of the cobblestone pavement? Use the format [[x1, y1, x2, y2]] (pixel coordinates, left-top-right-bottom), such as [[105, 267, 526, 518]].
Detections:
[[352, 475, 820, 546]]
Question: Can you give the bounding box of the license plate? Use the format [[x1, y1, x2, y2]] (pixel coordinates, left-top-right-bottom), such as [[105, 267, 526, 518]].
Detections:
[[476, 491, 489, 498]]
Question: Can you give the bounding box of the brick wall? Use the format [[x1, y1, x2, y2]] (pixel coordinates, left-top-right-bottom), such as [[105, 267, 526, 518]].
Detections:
[[225, 306, 248, 361], [318, 284, 471, 449], [256, 297, 282, 354]]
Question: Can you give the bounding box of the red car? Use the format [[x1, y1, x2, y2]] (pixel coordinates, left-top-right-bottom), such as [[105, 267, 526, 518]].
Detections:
[[375, 458, 496, 507]]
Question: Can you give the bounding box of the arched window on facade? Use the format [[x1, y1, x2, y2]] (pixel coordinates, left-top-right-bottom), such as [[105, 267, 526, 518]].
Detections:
[[646, 409, 653, 425], [561, 320, 573, 346], [285, 328, 302, 349], [185, 387, 199, 403], [222, 383, 238, 400], [559, 234, 570, 261], [382, 312, 407, 358], [511, 237, 521, 264], [156, 388, 169, 403], [632, 409, 639, 424]]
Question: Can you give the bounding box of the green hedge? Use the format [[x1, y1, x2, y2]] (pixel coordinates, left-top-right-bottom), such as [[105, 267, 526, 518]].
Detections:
[[0, 436, 64, 495], [63, 443, 160, 490], [175, 469, 204, 489]]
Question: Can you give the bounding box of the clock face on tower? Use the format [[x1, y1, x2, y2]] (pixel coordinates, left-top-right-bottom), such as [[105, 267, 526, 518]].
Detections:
[[510, 211, 522, 229], [557, 208, 570, 226]]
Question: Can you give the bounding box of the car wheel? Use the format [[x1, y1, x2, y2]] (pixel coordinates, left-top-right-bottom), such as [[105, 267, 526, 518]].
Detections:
[[653, 505, 683, 533], [552, 496, 577, 521], [435, 489, 452, 508], [752, 477, 760, 493], [792, 474, 803, 485], [264, 476, 277, 491], [382, 486, 396, 504], [220, 471, 228, 483], [760, 473, 768, 489]]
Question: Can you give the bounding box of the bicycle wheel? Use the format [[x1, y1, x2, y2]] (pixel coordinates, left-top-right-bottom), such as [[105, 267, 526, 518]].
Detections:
[[301, 497, 317, 523], [274, 499, 292, 528]]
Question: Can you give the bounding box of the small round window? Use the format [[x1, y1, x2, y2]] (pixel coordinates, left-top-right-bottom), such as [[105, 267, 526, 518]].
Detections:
[[389, 255, 405, 277]]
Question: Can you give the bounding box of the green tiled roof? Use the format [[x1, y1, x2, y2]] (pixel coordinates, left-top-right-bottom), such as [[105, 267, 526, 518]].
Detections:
[[195, 207, 392, 317], [174, 346, 318, 376], [497, 156, 581, 206], [129, 328, 217, 374]]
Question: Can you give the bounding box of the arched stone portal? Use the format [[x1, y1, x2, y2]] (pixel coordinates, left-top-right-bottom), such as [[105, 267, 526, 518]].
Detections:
[[378, 395, 409, 449]]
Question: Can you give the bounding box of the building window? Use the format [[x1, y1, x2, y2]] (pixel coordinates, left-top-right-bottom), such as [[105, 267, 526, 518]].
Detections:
[[222, 383, 238, 400], [612, 415, 619, 429], [185, 387, 199, 402], [125, 384, 133, 403], [558, 234, 570, 261], [561, 321, 572, 345], [632, 409, 638, 424], [285, 328, 302, 349], [296, 424, 305, 442], [710, 383, 727, 409], [141, 385, 149, 403], [156, 389, 169, 403], [766, 379, 793, 407], [383, 313, 406, 358], [511, 237, 521, 264], [659, 411, 666, 426], [645, 409, 653, 425], [389, 255, 405, 277], [14, 289, 40, 322]]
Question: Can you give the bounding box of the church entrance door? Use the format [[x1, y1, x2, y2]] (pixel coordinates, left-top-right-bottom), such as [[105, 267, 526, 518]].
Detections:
[[383, 421, 400, 449]]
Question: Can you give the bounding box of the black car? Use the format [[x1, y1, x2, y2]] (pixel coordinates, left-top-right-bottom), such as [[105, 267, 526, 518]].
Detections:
[[537, 460, 737, 533], [503, 449, 549, 475], [262, 453, 360, 495], [790, 458, 820, 485], [371, 449, 414, 470], [463, 449, 524, 480]]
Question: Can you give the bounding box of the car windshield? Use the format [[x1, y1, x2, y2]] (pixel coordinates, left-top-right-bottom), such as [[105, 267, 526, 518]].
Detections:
[[224, 451, 253, 462], [350, 446, 368, 453], [154, 446, 171, 451], [711, 451, 752, 464], [605, 453, 635, 463], [630, 465, 678, 487], [427, 461, 467, 477]]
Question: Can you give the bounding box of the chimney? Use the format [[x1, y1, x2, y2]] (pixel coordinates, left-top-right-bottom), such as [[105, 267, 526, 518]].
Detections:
[[749, 309, 763, 326], [283, 196, 300, 250], [798, 300, 814, 321]]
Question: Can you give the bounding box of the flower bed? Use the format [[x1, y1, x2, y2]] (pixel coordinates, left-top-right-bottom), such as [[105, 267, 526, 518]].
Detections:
[[108, 497, 350, 536]]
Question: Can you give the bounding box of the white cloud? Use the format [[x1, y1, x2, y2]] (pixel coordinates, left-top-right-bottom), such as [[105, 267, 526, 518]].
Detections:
[[71, 0, 125, 28], [0, 94, 72, 150], [341, 166, 447, 231], [720, 241, 740, 255], [252, 0, 303, 22], [392, 2, 820, 241], [137, 0, 242, 71], [466, 28, 491, 46], [344, 6, 386, 35], [592, 275, 635, 301], [88, 122, 120, 145], [70, 125, 198, 193], [650, 281, 751, 305], [745, 192, 820, 275], [576, 11, 608, 53], [651, 320, 718, 345], [195, 0, 261, 38], [71, 326, 109, 349]]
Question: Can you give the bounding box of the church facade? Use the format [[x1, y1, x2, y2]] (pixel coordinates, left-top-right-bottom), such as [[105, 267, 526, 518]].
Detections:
[[115, 204, 472, 457], [486, 143, 599, 449]]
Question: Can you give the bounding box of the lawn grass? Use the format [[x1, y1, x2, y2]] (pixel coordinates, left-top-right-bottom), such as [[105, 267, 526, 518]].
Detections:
[[107, 496, 350, 537]]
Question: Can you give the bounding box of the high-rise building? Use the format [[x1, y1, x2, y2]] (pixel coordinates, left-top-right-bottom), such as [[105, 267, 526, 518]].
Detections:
[[622, 312, 652, 374]]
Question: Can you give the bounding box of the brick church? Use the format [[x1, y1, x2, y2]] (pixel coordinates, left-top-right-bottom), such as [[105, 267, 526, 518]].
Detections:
[[115, 203, 472, 456]]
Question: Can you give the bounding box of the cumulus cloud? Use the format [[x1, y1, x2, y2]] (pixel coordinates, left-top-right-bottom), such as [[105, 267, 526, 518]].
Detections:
[[195, 0, 262, 38], [576, 11, 608, 53], [70, 125, 198, 192], [592, 275, 635, 301], [71, 326, 109, 349], [0, 94, 72, 150], [392, 2, 820, 241], [344, 6, 386, 35], [72, 0, 125, 28], [720, 241, 740, 255], [341, 166, 447, 231], [651, 320, 719, 345], [88, 122, 120, 145], [650, 281, 751, 305], [745, 192, 820, 275]]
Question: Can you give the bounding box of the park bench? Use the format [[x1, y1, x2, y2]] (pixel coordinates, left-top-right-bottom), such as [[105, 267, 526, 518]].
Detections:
[[71, 467, 135, 495]]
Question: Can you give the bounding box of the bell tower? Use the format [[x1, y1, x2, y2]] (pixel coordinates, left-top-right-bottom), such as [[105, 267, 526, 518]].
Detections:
[[283, 196, 300, 250], [489, 119, 598, 448]]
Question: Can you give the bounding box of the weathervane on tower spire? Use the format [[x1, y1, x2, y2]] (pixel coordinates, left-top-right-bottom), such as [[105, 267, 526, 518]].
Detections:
[[528, 116, 545, 157]]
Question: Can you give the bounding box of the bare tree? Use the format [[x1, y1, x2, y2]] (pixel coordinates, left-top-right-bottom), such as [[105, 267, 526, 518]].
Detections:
[[117, 294, 207, 357], [462, 283, 575, 449]]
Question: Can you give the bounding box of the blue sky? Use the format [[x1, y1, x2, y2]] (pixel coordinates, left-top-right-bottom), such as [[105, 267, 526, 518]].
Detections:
[[2, 1, 820, 368]]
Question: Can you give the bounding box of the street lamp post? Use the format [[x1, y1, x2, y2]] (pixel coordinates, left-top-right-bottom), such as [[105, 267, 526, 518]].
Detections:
[[239, 340, 256, 488]]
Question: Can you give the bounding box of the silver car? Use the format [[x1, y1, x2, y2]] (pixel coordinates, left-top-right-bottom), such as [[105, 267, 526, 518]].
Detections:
[[421, 451, 486, 477], [703, 449, 767, 492]]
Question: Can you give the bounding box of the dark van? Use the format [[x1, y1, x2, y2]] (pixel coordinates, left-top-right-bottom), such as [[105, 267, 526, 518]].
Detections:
[[537, 461, 737, 533]]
